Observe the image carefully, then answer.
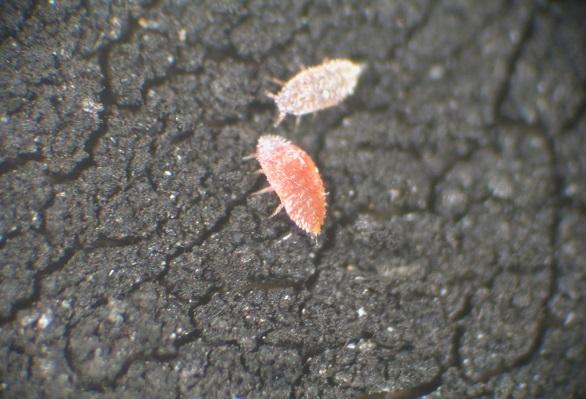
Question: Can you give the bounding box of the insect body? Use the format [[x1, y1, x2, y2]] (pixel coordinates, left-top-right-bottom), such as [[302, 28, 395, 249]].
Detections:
[[253, 135, 326, 236], [266, 59, 365, 127]]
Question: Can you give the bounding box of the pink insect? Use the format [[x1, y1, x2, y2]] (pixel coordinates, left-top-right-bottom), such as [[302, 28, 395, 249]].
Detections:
[[249, 135, 326, 236], [266, 58, 365, 127]]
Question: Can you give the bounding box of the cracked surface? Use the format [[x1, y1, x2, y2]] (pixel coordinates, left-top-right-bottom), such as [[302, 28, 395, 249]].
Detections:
[[1, 0, 585, 398]]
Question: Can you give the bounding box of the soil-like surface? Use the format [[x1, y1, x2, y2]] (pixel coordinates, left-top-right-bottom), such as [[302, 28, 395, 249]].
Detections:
[[1, 1, 585, 398]]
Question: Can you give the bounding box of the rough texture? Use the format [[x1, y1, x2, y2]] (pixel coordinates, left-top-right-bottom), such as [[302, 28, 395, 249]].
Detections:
[[1, 1, 585, 398]]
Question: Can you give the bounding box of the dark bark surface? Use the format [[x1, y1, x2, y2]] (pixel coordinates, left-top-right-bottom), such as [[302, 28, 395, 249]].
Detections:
[[1, 1, 585, 398]]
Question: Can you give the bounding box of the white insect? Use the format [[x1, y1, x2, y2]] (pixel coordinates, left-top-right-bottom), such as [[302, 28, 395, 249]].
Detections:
[[266, 58, 365, 127]]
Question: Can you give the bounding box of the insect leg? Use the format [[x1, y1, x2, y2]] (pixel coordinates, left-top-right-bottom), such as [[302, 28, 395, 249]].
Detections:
[[273, 112, 286, 127], [269, 202, 285, 218], [251, 186, 275, 196], [295, 116, 302, 130], [268, 77, 286, 86]]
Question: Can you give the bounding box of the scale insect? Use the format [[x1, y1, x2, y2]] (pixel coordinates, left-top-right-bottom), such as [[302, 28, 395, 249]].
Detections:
[[266, 58, 365, 127], [247, 135, 326, 236]]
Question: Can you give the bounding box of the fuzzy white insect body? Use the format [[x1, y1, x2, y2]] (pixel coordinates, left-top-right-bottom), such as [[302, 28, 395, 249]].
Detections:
[[267, 59, 365, 126]]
